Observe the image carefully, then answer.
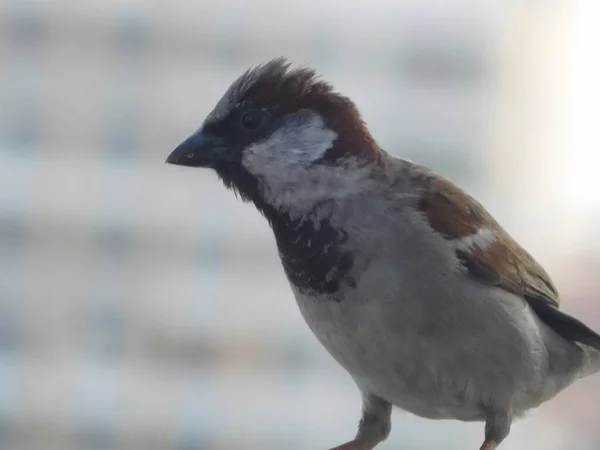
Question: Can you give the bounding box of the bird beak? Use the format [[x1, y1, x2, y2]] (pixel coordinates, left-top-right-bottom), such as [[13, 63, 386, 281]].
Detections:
[[166, 130, 227, 168]]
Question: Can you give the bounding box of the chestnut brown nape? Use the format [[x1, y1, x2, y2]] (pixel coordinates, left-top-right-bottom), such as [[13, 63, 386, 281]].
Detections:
[[215, 57, 383, 165]]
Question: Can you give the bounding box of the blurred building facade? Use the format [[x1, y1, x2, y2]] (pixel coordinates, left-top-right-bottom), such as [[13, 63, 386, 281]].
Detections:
[[0, 1, 598, 450]]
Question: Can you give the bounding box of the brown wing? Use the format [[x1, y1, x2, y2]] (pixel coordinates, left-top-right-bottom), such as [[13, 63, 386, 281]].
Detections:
[[408, 164, 560, 307], [404, 162, 600, 349]]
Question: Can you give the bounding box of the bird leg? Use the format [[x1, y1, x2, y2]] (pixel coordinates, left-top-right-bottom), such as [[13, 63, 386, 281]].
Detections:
[[479, 413, 511, 450], [328, 394, 391, 450]]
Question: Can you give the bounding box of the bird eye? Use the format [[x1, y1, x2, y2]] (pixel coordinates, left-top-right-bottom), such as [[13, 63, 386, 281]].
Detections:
[[239, 109, 266, 132]]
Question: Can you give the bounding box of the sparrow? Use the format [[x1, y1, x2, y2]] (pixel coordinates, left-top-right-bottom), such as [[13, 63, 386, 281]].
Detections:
[[166, 58, 600, 450]]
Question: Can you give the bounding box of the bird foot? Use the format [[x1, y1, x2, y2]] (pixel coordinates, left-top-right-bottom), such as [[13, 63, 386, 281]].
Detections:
[[328, 441, 373, 450], [479, 439, 498, 450], [328, 443, 358, 450]]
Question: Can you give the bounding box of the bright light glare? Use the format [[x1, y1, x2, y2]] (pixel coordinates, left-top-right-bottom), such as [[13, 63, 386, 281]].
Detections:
[[566, 0, 600, 211]]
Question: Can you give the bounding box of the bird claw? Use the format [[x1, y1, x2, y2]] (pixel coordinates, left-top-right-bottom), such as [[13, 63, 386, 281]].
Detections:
[[328, 442, 370, 450]]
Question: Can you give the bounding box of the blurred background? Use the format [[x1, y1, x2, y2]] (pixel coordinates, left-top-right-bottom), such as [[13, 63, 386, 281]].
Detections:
[[0, 0, 599, 449]]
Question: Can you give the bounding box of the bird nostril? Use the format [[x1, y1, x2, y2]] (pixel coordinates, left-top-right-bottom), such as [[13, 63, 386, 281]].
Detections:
[[185, 153, 194, 159]]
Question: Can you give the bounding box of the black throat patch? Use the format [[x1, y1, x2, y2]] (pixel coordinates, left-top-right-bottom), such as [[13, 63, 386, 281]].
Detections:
[[268, 209, 356, 297], [214, 163, 356, 297]]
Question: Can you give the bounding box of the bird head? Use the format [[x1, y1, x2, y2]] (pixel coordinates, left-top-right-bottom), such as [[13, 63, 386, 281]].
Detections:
[[166, 58, 384, 217]]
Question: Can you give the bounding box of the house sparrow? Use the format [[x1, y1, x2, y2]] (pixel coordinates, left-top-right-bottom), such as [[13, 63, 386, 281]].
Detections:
[[166, 58, 600, 450]]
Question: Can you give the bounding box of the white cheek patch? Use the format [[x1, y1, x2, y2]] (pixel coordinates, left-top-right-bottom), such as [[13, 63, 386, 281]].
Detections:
[[240, 110, 378, 216], [241, 109, 338, 176]]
